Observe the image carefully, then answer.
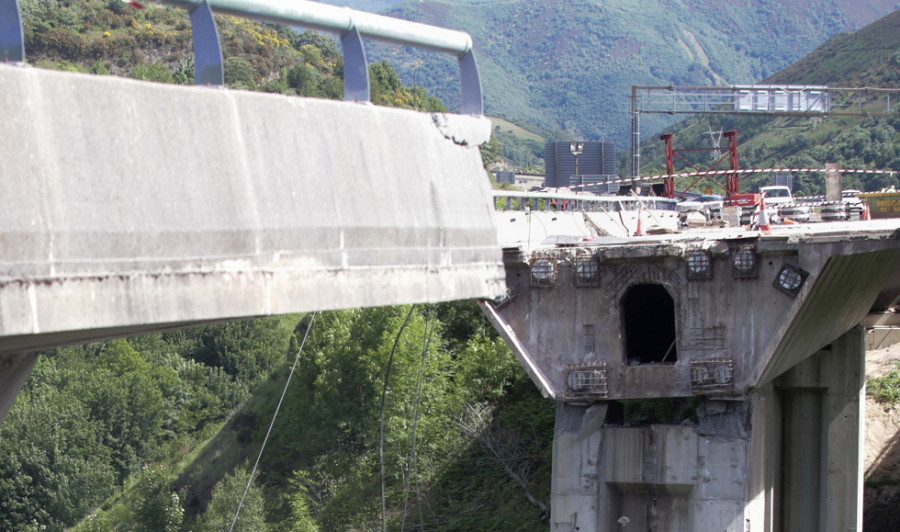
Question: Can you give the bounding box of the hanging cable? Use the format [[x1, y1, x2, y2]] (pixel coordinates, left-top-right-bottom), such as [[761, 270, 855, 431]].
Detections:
[[229, 312, 318, 532], [379, 305, 417, 532], [415, 309, 436, 531], [400, 304, 432, 532]]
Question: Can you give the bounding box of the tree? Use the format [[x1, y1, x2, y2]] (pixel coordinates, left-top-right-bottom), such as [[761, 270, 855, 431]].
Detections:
[[225, 56, 258, 90], [199, 467, 268, 532], [480, 134, 503, 168], [133, 464, 183, 532], [287, 64, 319, 96], [369, 60, 402, 106], [132, 60, 174, 83]]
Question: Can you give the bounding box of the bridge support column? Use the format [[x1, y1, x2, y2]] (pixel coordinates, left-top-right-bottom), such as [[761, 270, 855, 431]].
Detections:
[[775, 326, 865, 531], [552, 399, 754, 532], [550, 403, 607, 531], [547, 327, 865, 532], [0, 352, 38, 423]]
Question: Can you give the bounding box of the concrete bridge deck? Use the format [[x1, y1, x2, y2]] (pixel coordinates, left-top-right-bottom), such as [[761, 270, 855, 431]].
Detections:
[[0, 65, 505, 356], [0, 63, 505, 422]]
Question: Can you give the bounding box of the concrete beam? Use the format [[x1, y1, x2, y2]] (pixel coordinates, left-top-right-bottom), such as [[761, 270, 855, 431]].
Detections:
[[0, 352, 38, 423], [754, 248, 900, 384], [484, 226, 900, 400], [0, 65, 504, 354]]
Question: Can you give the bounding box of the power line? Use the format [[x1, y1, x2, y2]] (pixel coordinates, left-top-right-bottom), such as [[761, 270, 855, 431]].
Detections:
[[379, 305, 417, 532], [229, 312, 318, 532], [401, 305, 433, 532]]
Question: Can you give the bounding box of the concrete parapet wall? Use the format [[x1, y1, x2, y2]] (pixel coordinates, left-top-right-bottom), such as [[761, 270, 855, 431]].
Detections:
[[0, 65, 504, 353]]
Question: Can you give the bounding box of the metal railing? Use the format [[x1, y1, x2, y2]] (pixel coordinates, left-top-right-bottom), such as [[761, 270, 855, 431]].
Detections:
[[492, 190, 678, 213], [0, 0, 483, 114]]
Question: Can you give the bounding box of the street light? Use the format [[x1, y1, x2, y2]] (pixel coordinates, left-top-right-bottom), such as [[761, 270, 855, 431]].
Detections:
[[570, 142, 584, 182]]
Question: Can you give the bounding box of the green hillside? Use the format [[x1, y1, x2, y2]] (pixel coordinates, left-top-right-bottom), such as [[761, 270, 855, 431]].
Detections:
[[637, 9, 900, 195], [372, 0, 898, 147], [765, 7, 900, 87], [18, 0, 445, 110]]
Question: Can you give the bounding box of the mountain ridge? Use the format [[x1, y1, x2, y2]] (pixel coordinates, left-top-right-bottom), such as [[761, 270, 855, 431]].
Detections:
[[322, 0, 899, 146]]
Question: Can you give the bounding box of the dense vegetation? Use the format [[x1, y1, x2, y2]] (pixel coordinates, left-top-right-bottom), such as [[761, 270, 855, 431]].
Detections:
[[483, 118, 547, 172], [0, 317, 296, 531], [636, 9, 900, 194], [1, 305, 554, 532]]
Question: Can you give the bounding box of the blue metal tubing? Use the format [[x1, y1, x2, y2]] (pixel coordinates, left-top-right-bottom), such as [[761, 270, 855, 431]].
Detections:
[[149, 0, 473, 55], [0, 0, 25, 63]]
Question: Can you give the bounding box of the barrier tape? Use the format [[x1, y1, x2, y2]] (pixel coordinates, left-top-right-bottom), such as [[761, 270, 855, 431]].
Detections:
[[600, 167, 899, 187]]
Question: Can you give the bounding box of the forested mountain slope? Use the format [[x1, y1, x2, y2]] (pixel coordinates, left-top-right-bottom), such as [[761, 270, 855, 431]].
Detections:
[[343, 0, 899, 146], [637, 8, 900, 194]]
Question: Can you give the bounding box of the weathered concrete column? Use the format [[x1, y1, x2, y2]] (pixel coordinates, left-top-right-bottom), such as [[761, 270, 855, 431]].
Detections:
[[775, 326, 865, 531], [551, 403, 607, 531], [0, 352, 38, 423], [551, 399, 755, 532]]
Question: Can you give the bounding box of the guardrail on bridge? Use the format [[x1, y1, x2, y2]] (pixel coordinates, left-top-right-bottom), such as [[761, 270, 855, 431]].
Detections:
[[0, 0, 483, 114]]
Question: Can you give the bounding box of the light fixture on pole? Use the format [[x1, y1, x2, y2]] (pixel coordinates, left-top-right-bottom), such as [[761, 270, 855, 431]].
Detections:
[[570, 142, 584, 184]]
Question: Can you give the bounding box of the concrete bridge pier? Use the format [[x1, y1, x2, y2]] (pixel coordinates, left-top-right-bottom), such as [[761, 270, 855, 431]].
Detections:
[[0, 353, 39, 422], [481, 225, 898, 532], [774, 326, 865, 531], [548, 326, 866, 532]]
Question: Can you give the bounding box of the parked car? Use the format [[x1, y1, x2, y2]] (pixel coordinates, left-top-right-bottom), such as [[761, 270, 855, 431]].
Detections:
[[841, 189, 864, 219], [759, 186, 793, 207], [677, 194, 724, 218], [779, 204, 810, 222], [760, 185, 809, 223]]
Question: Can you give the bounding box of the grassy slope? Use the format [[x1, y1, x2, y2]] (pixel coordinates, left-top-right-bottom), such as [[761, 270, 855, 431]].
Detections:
[[490, 117, 545, 143], [765, 8, 900, 87]]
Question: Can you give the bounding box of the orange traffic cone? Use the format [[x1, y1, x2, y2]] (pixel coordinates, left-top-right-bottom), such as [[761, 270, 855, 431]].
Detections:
[[635, 206, 644, 236], [863, 202, 870, 221], [758, 195, 771, 234]]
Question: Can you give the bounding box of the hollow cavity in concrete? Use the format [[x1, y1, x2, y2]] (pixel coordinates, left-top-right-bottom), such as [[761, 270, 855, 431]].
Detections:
[[622, 283, 677, 365]]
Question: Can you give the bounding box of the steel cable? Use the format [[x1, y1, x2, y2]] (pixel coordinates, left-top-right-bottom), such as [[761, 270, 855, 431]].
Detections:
[[228, 311, 318, 532]]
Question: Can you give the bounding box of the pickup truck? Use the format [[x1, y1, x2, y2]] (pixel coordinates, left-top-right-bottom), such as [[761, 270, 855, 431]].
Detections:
[[761, 185, 810, 222], [759, 186, 793, 207]]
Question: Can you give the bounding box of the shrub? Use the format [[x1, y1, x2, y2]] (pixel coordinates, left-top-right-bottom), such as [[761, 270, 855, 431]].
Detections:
[[224, 56, 257, 90], [868, 364, 900, 406], [132, 60, 174, 83]]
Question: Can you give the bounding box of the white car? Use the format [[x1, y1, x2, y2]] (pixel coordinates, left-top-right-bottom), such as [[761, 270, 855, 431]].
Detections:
[[842, 189, 863, 208], [842, 189, 864, 218], [760, 186, 809, 223], [759, 186, 793, 207], [778, 203, 810, 222], [677, 194, 724, 218]]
